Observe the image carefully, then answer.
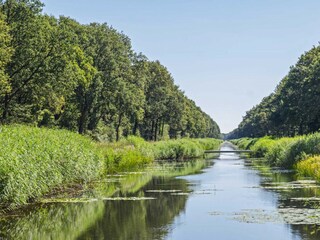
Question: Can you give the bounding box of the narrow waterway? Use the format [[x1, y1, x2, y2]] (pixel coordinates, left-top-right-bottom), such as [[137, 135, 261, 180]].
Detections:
[[163, 142, 302, 240], [1, 142, 320, 239]]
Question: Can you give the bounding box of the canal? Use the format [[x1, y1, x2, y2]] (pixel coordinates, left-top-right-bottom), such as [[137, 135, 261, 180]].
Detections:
[[1, 142, 320, 239]]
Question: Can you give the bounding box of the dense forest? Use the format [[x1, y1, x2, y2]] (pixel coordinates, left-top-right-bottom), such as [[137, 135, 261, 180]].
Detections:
[[0, 0, 220, 141], [228, 44, 320, 139]]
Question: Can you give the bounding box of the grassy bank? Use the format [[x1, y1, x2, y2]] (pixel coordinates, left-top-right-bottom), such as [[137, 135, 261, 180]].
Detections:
[[0, 125, 221, 208], [0, 125, 102, 209], [231, 133, 320, 181]]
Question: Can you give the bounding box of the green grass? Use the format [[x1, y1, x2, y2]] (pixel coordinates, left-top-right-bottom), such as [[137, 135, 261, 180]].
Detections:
[[97, 143, 153, 174], [0, 125, 221, 208], [0, 125, 102, 208]]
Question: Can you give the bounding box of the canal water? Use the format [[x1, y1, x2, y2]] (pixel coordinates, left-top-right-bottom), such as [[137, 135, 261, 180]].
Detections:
[[1, 142, 320, 239]]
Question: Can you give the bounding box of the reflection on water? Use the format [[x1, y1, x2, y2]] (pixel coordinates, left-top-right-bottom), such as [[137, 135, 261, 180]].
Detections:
[[1, 143, 320, 239], [79, 177, 189, 240], [0, 160, 208, 240], [0, 201, 105, 239]]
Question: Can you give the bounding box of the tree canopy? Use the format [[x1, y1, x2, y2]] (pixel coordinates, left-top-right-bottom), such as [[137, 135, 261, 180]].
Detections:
[[0, 0, 220, 141], [229, 45, 320, 139]]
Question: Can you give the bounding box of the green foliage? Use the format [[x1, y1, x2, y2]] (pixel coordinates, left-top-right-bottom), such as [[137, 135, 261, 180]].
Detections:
[[296, 156, 320, 181], [233, 133, 320, 168], [250, 137, 276, 158], [0, 11, 13, 97], [230, 138, 258, 150], [283, 133, 320, 167], [153, 139, 202, 160], [230, 44, 320, 139], [265, 137, 299, 166], [153, 138, 222, 160], [97, 143, 153, 174], [0, 125, 102, 208], [0, 0, 221, 140], [126, 135, 155, 159], [0, 0, 222, 208], [98, 136, 221, 173], [190, 138, 222, 151], [0, 125, 221, 208]]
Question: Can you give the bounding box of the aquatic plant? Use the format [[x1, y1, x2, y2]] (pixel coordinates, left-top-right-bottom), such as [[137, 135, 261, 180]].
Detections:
[[296, 156, 320, 181], [0, 125, 102, 208]]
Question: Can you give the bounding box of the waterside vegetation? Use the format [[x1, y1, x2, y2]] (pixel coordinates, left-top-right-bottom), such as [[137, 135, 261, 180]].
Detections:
[[0, 125, 221, 209], [232, 133, 320, 181]]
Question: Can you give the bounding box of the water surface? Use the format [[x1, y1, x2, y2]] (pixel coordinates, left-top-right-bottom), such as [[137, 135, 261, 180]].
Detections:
[[1, 142, 320, 239]]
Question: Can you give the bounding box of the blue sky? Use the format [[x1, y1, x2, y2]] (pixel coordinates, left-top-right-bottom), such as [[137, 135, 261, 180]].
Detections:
[[42, 0, 320, 133]]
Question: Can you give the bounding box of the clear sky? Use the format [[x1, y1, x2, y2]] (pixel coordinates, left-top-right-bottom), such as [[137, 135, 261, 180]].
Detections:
[[42, 0, 320, 133]]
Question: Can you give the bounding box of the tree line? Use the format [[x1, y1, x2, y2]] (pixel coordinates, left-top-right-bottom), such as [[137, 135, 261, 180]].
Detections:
[[229, 44, 320, 139], [0, 0, 220, 141]]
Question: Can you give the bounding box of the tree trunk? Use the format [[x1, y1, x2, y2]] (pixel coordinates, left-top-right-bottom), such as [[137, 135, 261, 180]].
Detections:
[[2, 94, 9, 122], [161, 122, 165, 137], [151, 120, 154, 141], [116, 113, 123, 141], [133, 119, 138, 135], [78, 109, 88, 134], [154, 119, 158, 141]]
